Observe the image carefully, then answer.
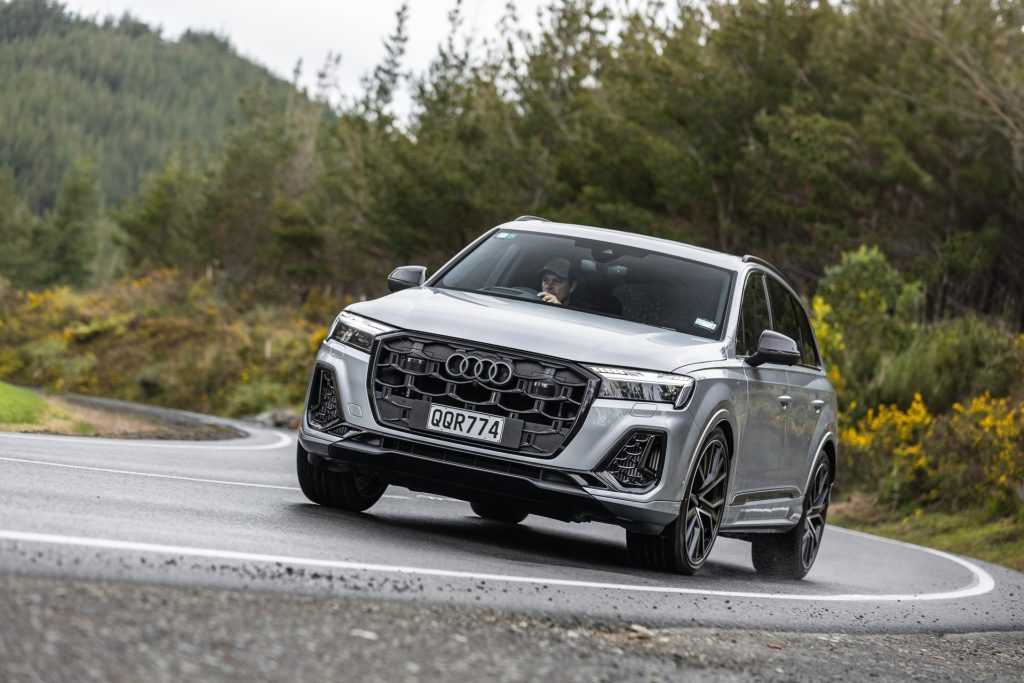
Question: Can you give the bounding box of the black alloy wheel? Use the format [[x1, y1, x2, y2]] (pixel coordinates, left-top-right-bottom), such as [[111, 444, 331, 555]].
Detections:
[[626, 427, 729, 574], [296, 442, 387, 512], [470, 500, 529, 524], [751, 457, 831, 580]]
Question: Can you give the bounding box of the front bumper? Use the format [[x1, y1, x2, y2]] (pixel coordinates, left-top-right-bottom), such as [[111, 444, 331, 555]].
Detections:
[[298, 427, 679, 533], [301, 337, 721, 532]]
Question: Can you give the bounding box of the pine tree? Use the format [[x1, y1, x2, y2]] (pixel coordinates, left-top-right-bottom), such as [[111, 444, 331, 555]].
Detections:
[[0, 167, 40, 286], [35, 158, 100, 287]]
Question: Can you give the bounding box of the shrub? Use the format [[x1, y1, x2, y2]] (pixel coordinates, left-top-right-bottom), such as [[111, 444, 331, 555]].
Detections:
[[843, 392, 1023, 517], [842, 393, 934, 502], [814, 245, 922, 409], [227, 379, 293, 417], [870, 315, 1023, 411], [921, 394, 1022, 517]]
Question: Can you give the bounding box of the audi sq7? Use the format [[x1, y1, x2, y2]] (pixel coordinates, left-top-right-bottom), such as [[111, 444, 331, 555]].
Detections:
[[297, 217, 837, 578]]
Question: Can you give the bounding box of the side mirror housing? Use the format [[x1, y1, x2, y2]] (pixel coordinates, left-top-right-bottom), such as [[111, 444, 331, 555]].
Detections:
[[745, 330, 800, 367], [387, 265, 427, 292]]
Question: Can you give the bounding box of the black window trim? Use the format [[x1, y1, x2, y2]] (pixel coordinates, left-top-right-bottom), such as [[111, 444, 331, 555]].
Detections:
[[735, 270, 773, 359], [762, 272, 823, 371]]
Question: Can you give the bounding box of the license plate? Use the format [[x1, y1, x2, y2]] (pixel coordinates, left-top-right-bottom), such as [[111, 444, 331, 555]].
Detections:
[[426, 405, 505, 444]]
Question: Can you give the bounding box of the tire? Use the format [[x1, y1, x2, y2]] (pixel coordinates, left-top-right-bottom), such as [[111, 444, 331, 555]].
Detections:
[[626, 427, 729, 575], [751, 457, 831, 580], [296, 442, 387, 512], [470, 500, 528, 524]]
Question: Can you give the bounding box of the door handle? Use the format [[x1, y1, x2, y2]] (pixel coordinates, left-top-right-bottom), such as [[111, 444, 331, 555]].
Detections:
[[811, 399, 825, 414], [778, 395, 792, 409]]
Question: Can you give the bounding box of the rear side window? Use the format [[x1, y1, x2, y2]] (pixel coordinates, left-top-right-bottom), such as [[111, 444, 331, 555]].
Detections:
[[737, 273, 771, 357], [794, 299, 821, 367], [766, 277, 820, 367]]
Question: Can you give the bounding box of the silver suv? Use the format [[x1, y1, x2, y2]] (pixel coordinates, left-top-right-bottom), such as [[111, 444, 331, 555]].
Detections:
[[297, 218, 837, 579]]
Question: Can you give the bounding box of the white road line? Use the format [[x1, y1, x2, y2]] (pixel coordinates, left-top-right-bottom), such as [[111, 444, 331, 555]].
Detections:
[[0, 430, 294, 450], [0, 455, 412, 500], [828, 526, 999, 594], [0, 530, 996, 603], [0, 456, 299, 491]]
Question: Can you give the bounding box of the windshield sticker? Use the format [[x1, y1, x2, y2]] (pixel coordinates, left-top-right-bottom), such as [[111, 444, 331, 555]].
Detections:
[[495, 232, 516, 239], [694, 318, 717, 331]]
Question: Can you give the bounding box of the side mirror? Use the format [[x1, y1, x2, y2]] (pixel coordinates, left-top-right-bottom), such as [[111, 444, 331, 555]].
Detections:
[[387, 265, 427, 292], [745, 330, 800, 367]]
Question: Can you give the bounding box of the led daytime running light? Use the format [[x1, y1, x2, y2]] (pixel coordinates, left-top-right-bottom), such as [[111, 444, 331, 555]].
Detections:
[[329, 312, 395, 352], [586, 365, 695, 409]]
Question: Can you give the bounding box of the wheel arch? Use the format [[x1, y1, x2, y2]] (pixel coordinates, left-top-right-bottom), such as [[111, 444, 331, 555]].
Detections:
[[803, 431, 837, 495], [685, 406, 737, 493], [821, 437, 837, 485]]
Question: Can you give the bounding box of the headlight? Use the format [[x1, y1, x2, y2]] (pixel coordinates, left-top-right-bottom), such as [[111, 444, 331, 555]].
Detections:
[[328, 312, 395, 352], [586, 365, 695, 409]]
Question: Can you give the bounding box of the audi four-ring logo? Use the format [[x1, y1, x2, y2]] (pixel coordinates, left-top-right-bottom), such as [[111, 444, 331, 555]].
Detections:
[[444, 353, 514, 386]]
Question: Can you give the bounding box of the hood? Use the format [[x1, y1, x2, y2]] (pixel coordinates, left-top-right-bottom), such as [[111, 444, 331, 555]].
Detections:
[[347, 287, 726, 372]]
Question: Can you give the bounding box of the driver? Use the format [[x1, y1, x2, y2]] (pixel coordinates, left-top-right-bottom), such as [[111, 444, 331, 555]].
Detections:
[[536, 257, 577, 306]]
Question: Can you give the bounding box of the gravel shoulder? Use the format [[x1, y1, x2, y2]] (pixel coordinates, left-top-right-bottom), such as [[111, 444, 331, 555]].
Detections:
[[1, 574, 1021, 682]]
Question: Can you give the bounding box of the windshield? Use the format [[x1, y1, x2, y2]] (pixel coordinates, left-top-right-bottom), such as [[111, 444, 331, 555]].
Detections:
[[435, 230, 734, 340]]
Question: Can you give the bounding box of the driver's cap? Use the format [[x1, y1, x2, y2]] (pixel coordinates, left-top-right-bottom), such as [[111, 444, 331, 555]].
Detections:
[[538, 257, 571, 279]]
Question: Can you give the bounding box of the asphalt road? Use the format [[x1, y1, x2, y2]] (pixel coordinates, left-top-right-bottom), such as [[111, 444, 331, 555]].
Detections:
[[1, 424, 1021, 637]]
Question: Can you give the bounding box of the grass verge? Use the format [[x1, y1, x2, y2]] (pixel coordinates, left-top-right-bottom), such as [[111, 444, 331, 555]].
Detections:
[[0, 381, 47, 424], [0, 382, 235, 439], [830, 494, 1024, 573]]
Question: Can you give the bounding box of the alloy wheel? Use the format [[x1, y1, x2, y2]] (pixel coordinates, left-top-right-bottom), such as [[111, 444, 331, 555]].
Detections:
[[799, 460, 830, 570], [683, 435, 729, 566]]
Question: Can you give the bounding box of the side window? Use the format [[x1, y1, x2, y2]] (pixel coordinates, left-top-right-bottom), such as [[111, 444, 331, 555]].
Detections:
[[794, 298, 821, 367], [766, 277, 803, 356], [737, 273, 771, 356]]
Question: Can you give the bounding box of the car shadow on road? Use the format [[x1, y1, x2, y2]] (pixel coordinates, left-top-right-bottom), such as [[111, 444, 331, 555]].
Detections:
[[286, 502, 757, 583]]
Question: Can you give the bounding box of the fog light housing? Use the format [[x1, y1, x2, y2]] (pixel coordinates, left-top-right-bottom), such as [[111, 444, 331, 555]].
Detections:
[[307, 365, 346, 435], [598, 431, 665, 491]]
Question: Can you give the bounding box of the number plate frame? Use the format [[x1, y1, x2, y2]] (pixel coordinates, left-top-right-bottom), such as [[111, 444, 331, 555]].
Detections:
[[425, 404, 506, 444]]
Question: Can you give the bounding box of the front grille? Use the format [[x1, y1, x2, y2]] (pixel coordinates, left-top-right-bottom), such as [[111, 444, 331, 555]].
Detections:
[[306, 365, 349, 437], [370, 334, 596, 456]]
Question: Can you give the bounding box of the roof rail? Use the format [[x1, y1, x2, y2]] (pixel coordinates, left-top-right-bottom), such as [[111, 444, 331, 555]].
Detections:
[[514, 215, 550, 222], [742, 254, 792, 286]]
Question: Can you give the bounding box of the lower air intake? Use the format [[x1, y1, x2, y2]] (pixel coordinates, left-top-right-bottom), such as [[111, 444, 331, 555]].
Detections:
[[306, 365, 348, 436], [600, 431, 664, 490]]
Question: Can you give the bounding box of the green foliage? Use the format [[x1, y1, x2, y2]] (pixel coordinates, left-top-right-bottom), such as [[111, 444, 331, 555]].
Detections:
[[3, 0, 1024, 318], [842, 392, 1024, 517], [227, 379, 292, 417], [872, 316, 1023, 411], [0, 270, 323, 417], [0, 0, 293, 211], [0, 380, 45, 424], [35, 158, 100, 287], [815, 245, 922, 406], [113, 151, 206, 273], [0, 167, 40, 284]]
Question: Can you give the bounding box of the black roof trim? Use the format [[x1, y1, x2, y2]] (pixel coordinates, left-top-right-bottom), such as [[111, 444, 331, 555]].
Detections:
[[514, 215, 550, 222], [742, 255, 791, 286]]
